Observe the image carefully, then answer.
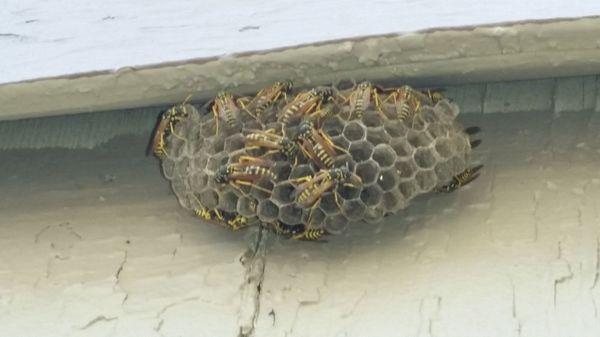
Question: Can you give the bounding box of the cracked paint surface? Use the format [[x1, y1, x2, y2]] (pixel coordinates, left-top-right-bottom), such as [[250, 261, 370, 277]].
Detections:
[[2, 107, 600, 336], [252, 109, 600, 337], [0, 136, 245, 337]]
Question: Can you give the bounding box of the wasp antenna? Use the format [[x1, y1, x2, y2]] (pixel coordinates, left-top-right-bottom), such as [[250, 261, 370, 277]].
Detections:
[[464, 126, 481, 135], [182, 94, 193, 105], [202, 99, 215, 114], [470, 139, 482, 149]]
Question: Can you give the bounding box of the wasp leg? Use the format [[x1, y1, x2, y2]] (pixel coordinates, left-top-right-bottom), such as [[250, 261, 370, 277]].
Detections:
[[320, 132, 350, 155], [245, 145, 262, 152], [213, 208, 225, 222], [282, 175, 312, 185], [410, 101, 423, 129], [263, 149, 281, 157], [280, 91, 289, 104], [304, 201, 322, 229], [168, 121, 187, 141], [234, 180, 272, 195], [346, 93, 356, 120], [305, 101, 319, 117], [227, 181, 253, 198], [333, 90, 347, 104], [238, 98, 263, 124], [381, 92, 397, 104], [212, 109, 220, 135], [373, 91, 389, 121], [333, 191, 343, 211]]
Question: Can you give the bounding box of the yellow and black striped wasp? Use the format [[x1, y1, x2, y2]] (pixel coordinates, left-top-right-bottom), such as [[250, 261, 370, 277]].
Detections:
[[278, 87, 333, 126], [214, 155, 276, 195], [422, 88, 445, 104], [149, 97, 193, 158], [194, 208, 250, 230], [271, 221, 303, 237], [381, 85, 424, 123], [382, 85, 447, 124], [295, 120, 348, 169], [190, 194, 228, 226], [437, 164, 483, 193], [191, 194, 251, 230], [244, 128, 300, 163], [271, 222, 330, 241], [293, 227, 329, 241], [287, 166, 362, 225], [245, 81, 293, 120], [209, 91, 255, 134], [193, 207, 226, 225], [226, 214, 251, 230], [343, 81, 385, 120]]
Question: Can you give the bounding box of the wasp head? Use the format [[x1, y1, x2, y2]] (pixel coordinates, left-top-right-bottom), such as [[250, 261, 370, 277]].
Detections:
[[297, 120, 313, 140], [215, 91, 234, 105], [162, 106, 178, 120], [279, 137, 298, 157], [438, 182, 457, 193], [330, 166, 351, 182], [278, 81, 293, 92], [430, 91, 445, 103], [357, 81, 372, 91], [214, 165, 230, 183]]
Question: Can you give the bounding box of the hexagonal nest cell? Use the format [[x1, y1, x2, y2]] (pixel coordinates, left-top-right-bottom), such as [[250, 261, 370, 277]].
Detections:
[[152, 82, 478, 240]]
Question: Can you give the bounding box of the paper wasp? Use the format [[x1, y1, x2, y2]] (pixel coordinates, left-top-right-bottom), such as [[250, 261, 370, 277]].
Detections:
[[191, 194, 228, 226], [293, 227, 329, 241], [191, 194, 251, 230], [422, 88, 445, 104], [193, 207, 225, 225], [244, 128, 299, 162], [278, 88, 332, 125], [295, 120, 348, 169], [214, 156, 276, 195], [271, 222, 329, 241], [271, 221, 304, 237], [226, 214, 250, 230], [194, 207, 249, 230], [149, 99, 192, 158], [287, 166, 362, 225], [344, 81, 385, 120], [437, 164, 483, 193], [246, 81, 293, 119], [382, 85, 423, 123], [210, 91, 249, 134]]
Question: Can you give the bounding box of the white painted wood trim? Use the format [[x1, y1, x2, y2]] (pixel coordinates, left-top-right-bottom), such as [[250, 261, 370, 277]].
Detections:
[[2, 17, 600, 120]]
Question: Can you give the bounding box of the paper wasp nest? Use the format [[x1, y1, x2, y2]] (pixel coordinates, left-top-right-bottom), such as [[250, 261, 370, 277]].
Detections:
[[158, 84, 472, 237]]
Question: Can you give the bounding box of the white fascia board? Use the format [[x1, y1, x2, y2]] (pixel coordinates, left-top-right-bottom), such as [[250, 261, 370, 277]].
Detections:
[[2, 17, 600, 120], [3, 0, 600, 84]]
